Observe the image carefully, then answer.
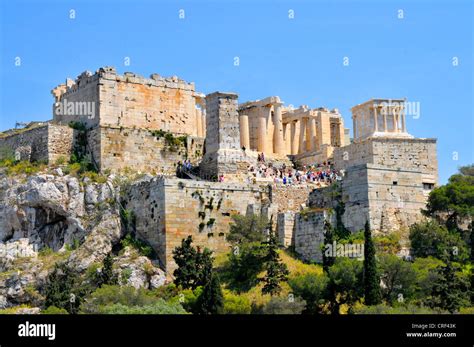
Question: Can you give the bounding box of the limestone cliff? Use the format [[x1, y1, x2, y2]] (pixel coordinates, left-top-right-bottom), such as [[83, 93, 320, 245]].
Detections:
[[0, 168, 166, 310]]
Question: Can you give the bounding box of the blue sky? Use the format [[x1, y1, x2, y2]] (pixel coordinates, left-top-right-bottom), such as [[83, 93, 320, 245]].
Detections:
[[0, 0, 472, 183]]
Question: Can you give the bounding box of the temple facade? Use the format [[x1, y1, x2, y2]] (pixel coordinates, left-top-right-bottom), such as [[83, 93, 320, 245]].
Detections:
[[238, 97, 349, 165]]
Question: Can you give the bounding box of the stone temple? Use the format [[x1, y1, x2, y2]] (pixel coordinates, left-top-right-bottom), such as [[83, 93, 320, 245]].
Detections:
[[0, 67, 438, 271]]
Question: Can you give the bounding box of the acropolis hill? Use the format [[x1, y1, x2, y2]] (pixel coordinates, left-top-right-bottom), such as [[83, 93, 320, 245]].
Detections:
[[0, 66, 438, 272]]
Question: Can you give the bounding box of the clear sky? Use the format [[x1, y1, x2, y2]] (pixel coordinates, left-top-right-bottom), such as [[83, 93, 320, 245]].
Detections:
[[0, 0, 472, 183]]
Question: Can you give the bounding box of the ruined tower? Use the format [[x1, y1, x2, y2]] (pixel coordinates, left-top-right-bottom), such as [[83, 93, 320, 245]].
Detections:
[[199, 92, 247, 179]]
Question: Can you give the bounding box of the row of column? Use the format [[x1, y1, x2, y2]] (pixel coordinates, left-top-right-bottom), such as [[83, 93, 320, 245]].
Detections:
[[353, 107, 407, 140], [239, 113, 320, 156], [240, 103, 286, 155], [372, 106, 407, 133], [195, 107, 206, 137]]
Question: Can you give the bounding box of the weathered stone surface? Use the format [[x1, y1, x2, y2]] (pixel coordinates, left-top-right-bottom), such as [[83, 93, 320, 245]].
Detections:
[[124, 177, 272, 273], [114, 247, 166, 289]]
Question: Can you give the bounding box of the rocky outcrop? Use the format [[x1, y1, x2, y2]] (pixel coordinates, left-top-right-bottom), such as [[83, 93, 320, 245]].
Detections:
[[0, 170, 166, 309], [114, 247, 166, 290]]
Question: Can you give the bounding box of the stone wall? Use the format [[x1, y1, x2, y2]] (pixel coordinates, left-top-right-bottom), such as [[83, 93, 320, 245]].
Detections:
[[93, 126, 203, 174], [328, 137, 438, 234], [277, 212, 295, 247], [0, 123, 73, 164], [270, 185, 313, 213], [53, 67, 204, 137], [333, 137, 438, 182], [294, 210, 328, 263], [125, 177, 271, 272], [309, 163, 432, 235]]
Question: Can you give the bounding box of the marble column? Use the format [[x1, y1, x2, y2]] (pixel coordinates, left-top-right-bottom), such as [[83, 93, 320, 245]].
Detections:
[[373, 107, 378, 132], [401, 112, 406, 133], [299, 118, 306, 154], [291, 121, 298, 155], [272, 103, 285, 155], [393, 112, 398, 132], [239, 114, 250, 149], [196, 108, 203, 137], [352, 115, 357, 140], [310, 118, 317, 151], [257, 107, 269, 153]]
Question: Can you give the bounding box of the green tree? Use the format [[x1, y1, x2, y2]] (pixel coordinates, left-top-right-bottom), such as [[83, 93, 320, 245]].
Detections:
[[327, 258, 363, 314], [411, 257, 445, 303], [224, 243, 267, 292], [172, 236, 214, 289], [378, 254, 417, 304], [322, 221, 335, 273], [363, 221, 381, 306], [94, 253, 118, 287], [470, 222, 474, 262], [424, 164, 474, 230], [261, 228, 289, 296], [227, 214, 268, 244], [288, 273, 329, 314], [44, 263, 84, 314], [196, 272, 224, 314], [428, 261, 470, 313], [409, 220, 468, 262]]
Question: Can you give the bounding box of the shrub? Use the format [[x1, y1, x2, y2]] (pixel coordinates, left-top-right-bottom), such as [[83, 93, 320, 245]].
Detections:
[[353, 303, 447, 314], [80, 285, 157, 314], [222, 290, 252, 314], [42, 306, 68, 314], [288, 273, 329, 314], [262, 296, 306, 314], [97, 300, 187, 314], [121, 233, 154, 258]]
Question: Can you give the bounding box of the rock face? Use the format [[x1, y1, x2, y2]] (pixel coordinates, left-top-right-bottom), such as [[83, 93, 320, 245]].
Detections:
[[0, 172, 116, 251], [114, 247, 166, 289], [0, 170, 167, 309]]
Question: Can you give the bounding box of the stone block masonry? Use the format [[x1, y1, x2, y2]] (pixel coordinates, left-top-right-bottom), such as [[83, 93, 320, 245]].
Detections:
[[294, 210, 329, 263], [0, 123, 73, 164], [52, 67, 204, 138], [200, 92, 248, 179], [91, 126, 203, 174], [124, 177, 271, 273]]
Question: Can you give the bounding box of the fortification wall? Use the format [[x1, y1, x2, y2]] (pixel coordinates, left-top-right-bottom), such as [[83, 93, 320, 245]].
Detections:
[[270, 185, 313, 213], [98, 71, 199, 135], [53, 73, 101, 128], [125, 178, 271, 272], [53, 68, 203, 137], [333, 138, 438, 181], [294, 210, 328, 263], [95, 126, 203, 174], [0, 124, 73, 163]]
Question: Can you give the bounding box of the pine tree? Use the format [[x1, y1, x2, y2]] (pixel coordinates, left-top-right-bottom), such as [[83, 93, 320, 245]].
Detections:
[[44, 262, 81, 314], [98, 253, 117, 286], [196, 272, 224, 314], [261, 227, 289, 296], [470, 222, 474, 262], [430, 260, 470, 313], [172, 236, 214, 289], [363, 221, 381, 305], [172, 236, 200, 289], [322, 221, 335, 273]]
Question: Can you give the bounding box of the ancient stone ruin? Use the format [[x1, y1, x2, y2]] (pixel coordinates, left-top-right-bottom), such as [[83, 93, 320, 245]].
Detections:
[[0, 66, 439, 270]]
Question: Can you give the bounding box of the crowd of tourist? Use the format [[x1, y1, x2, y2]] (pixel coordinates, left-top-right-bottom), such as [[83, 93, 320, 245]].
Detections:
[[247, 154, 343, 187], [176, 153, 343, 187]]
